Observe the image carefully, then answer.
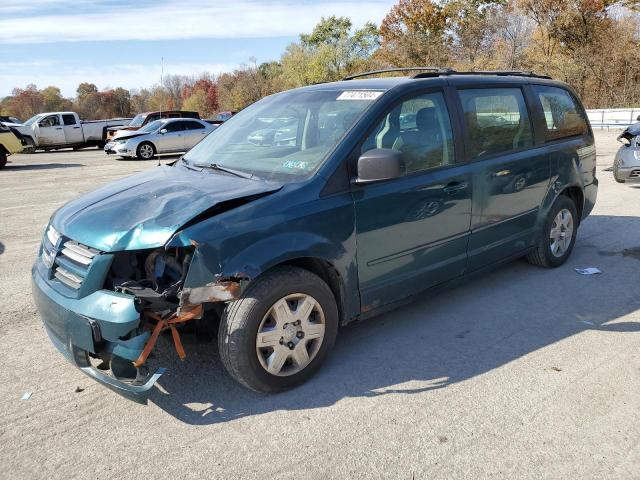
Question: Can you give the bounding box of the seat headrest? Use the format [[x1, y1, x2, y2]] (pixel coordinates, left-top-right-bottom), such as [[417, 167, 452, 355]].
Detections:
[[416, 107, 437, 131]]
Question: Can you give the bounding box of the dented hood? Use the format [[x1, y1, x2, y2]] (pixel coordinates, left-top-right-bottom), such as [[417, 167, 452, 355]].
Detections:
[[51, 164, 281, 252]]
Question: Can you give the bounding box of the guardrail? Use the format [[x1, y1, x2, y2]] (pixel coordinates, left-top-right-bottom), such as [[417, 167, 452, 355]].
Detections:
[[586, 108, 640, 130]]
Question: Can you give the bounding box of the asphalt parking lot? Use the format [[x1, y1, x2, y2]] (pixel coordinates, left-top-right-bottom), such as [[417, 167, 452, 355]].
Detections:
[[0, 131, 639, 479]]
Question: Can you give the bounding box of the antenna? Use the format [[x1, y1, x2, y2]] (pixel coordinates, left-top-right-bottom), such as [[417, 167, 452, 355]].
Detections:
[[158, 56, 164, 167]]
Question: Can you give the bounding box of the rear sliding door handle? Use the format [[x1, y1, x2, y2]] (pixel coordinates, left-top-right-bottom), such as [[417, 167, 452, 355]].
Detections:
[[443, 181, 469, 194]]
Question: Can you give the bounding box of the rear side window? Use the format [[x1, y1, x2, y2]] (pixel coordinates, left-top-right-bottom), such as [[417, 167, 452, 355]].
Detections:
[[534, 86, 588, 141], [62, 114, 76, 126], [458, 88, 533, 159]]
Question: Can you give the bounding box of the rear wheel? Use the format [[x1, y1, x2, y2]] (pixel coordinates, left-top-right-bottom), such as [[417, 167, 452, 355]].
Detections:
[[136, 142, 155, 160], [219, 266, 339, 393], [526, 195, 578, 268], [0, 151, 7, 169]]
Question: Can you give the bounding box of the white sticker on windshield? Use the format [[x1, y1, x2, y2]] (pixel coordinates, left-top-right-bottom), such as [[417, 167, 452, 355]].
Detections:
[[337, 90, 383, 101]]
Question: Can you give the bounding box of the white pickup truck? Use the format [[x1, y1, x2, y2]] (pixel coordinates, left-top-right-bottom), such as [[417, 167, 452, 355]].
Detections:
[[3, 112, 131, 151]]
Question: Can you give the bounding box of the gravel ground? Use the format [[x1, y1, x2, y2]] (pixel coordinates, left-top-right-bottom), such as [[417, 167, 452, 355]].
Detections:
[[0, 131, 638, 479]]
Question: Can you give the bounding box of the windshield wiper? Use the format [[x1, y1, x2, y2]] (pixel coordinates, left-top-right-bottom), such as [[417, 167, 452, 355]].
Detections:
[[202, 163, 254, 179], [179, 156, 202, 171]]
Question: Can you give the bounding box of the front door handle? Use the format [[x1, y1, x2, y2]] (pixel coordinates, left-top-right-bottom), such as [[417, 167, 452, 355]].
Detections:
[[443, 181, 469, 194]]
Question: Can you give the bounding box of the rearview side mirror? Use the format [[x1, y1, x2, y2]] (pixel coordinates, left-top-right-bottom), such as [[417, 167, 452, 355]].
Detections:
[[354, 148, 405, 184], [636, 115, 640, 122], [159, 128, 168, 134]]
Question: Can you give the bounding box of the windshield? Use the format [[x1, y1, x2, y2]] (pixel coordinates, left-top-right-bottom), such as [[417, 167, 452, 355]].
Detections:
[[24, 114, 43, 126], [129, 114, 146, 127], [183, 89, 383, 182], [139, 120, 164, 133]]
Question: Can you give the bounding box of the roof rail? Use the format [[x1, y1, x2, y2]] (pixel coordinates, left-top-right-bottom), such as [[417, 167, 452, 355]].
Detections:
[[343, 67, 551, 80], [343, 67, 454, 80]]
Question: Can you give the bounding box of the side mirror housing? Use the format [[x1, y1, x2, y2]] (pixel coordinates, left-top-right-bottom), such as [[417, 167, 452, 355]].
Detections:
[[159, 128, 168, 134], [354, 148, 405, 184], [636, 115, 640, 122]]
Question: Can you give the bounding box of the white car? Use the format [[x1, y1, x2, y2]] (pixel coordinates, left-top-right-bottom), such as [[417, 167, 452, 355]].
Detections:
[[6, 111, 130, 152], [104, 118, 216, 159]]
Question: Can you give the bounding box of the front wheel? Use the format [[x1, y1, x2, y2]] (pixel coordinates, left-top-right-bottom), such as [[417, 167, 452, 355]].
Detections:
[[219, 266, 339, 393], [526, 195, 578, 268], [136, 142, 155, 160], [0, 152, 7, 169]]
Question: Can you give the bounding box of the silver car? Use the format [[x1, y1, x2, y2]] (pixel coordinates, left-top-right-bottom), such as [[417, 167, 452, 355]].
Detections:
[[613, 122, 640, 183], [104, 118, 216, 159]]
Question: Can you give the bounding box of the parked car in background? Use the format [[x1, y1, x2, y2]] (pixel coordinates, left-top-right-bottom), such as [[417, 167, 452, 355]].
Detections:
[[5, 112, 130, 152], [104, 117, 215, 159], [208, 111, 237, 126], [105, 110, 200, 142], [0, 122, 25, 168], [33, 69, 597, 402], [0, 115, 22, 124], [613, 120, 640, 183]]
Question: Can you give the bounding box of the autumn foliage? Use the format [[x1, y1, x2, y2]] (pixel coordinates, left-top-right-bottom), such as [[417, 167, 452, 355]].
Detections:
[[2, 0, 640, 120]]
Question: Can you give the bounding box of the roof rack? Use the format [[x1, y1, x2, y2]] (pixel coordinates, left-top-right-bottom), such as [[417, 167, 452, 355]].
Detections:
[[343, 67, 551, 81], [342, 67, 455, 80]]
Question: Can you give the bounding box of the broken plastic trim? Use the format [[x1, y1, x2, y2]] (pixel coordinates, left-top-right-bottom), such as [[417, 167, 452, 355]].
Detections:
[[69, 341, 165, 405], [179, 274, 249, 306]]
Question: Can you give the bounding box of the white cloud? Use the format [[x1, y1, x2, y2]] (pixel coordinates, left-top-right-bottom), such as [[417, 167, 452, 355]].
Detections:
[[0, 62, 238, 97], [0, 0, 393, 44]]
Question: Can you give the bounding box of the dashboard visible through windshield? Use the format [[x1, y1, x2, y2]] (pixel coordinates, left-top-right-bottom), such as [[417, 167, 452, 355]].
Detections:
[[182, 89, 384, 182]]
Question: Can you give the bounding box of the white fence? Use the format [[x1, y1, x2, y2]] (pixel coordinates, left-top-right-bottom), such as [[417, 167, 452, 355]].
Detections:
[[586, 108, 640, 130]]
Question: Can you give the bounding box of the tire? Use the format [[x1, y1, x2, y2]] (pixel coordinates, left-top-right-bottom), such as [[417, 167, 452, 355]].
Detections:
[[613, 167, 625, 183], [526, 195, 578, 268], [22, 137, 36, 154], [219, 266, 339, 393], [136, 142, 155, 160], [0, 152, 7, 169]]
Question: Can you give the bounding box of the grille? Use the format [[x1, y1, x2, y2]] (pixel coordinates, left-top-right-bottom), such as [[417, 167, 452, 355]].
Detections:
[[52, 239, 98, 290]]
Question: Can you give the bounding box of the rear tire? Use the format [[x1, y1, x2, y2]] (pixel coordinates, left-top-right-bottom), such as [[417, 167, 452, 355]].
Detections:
[[136, 142, 155, 160], [526, 195, 578, 268], [219, 266, 339, 393], [0, 152, 7, 169]]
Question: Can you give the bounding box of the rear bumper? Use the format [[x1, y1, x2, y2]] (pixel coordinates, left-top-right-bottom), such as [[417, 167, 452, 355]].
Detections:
[[32, 266, 163, 404]]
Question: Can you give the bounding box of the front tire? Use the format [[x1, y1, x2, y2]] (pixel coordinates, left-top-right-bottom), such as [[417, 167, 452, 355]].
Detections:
[[136, 142, 155, 160], [526, 195, 578, 268], [219, 266, 339, 393], [0, 152, 7, 169]]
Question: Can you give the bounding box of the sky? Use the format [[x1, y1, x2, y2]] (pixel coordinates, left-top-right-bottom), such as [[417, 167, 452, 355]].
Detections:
[[0, 0, 396, 98]]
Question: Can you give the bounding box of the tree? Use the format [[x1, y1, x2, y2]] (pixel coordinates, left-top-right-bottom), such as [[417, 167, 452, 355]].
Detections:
[[10, 85, 44, 119], [378, 0, 450, 67], [182, 76, 219, 117]]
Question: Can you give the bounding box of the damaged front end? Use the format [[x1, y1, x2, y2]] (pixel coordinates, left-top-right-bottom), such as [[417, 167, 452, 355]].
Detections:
[[32, 234, 244, 404]]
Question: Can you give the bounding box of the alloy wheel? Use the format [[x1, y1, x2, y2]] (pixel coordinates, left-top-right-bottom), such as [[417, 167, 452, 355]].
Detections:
[[140, 144, 154, 159]]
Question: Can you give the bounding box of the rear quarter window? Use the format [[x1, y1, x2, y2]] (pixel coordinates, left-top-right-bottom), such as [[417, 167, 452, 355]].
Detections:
[[533, 85, 588, 141]]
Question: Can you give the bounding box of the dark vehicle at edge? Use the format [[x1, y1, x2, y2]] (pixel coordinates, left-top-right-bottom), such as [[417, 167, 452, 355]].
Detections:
[[32, 68, 597, 403]]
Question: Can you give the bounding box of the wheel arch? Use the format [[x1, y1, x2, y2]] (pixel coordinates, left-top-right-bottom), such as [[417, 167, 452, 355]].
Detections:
[[275, 257, 347, 326], [560, 185, 584, 223]]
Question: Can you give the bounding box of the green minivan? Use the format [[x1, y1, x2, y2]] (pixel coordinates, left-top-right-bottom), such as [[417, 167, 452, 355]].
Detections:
[[33, 69, 597, 402]]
